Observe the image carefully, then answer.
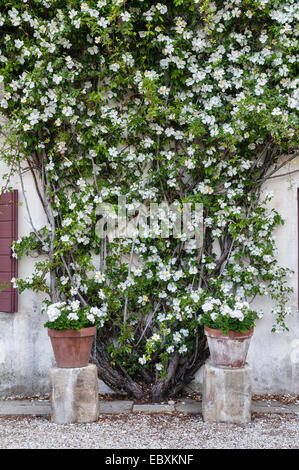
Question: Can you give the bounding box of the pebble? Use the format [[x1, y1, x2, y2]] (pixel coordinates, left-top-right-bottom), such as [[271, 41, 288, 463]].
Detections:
[[0, 413, 298, 449]]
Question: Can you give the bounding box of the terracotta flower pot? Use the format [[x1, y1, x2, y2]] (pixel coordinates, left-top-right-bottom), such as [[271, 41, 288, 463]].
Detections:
[[204, 326, 254, 368], [48, 326, 96, 368]]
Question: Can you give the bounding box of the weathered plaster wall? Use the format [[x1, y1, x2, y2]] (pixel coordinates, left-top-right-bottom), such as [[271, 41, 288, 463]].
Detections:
[[0, 159, 53, 396], [247, 162, 299, 394], [193, 160, 299, 395], [0, 156, 298, 396]]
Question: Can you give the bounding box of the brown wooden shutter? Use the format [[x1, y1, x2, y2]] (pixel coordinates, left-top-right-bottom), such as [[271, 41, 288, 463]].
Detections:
[[0, 190, 18, 313]]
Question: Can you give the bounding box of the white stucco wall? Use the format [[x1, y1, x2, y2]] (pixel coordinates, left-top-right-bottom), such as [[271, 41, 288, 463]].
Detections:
[[0, 157, 298, 397], [0, 160, 53, 396], [247, 162, 299, 394], [193, 160, 299, 395]]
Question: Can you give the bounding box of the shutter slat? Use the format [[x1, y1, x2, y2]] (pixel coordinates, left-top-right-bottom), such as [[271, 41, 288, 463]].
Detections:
[[0, 292, 14, 311], [0, 272, 14, 291], [0, 205, 13, 221], [0, 238, 12, 255], [0, 257, 12, 271], [0, 222, 13, 237], [0, 190, 18, 313], [0, 193, 16, 204]]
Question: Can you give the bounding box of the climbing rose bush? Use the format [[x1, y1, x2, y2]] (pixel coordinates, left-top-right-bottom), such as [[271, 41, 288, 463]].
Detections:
[[0, 0, 298, 400]]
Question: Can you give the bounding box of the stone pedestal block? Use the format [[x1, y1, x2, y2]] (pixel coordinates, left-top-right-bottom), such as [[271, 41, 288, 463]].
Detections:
[[202, 362, 251, 424], [50, 364, 99, 424]]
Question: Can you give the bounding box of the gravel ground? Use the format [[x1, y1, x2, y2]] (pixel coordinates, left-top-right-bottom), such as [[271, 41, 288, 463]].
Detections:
[[0, 413, 298, 449]]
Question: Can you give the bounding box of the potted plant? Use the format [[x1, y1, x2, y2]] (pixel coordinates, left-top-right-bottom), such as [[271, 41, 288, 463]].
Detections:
[[44, 300, 108, 368], [199, 295, 260, 368]]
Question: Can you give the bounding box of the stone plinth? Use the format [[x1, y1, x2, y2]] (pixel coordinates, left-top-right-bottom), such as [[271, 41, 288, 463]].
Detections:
[[202, 362, 251, 424], [50, 364, 99, 424]]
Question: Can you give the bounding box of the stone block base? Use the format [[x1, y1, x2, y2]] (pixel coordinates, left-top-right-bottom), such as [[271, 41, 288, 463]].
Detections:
[[50, 364, 99, 424], [202, 362, 251, 424]]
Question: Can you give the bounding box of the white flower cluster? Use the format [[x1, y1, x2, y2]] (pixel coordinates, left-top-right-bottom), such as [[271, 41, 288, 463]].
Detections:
[[46, 302, 66, 322], [202, 297, 250, 322], [46, 301, 107, 326]]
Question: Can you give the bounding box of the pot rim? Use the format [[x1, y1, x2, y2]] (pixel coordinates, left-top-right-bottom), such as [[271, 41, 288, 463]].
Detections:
[[204, 325, 254, 339], [48, 326, 97, 337]]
